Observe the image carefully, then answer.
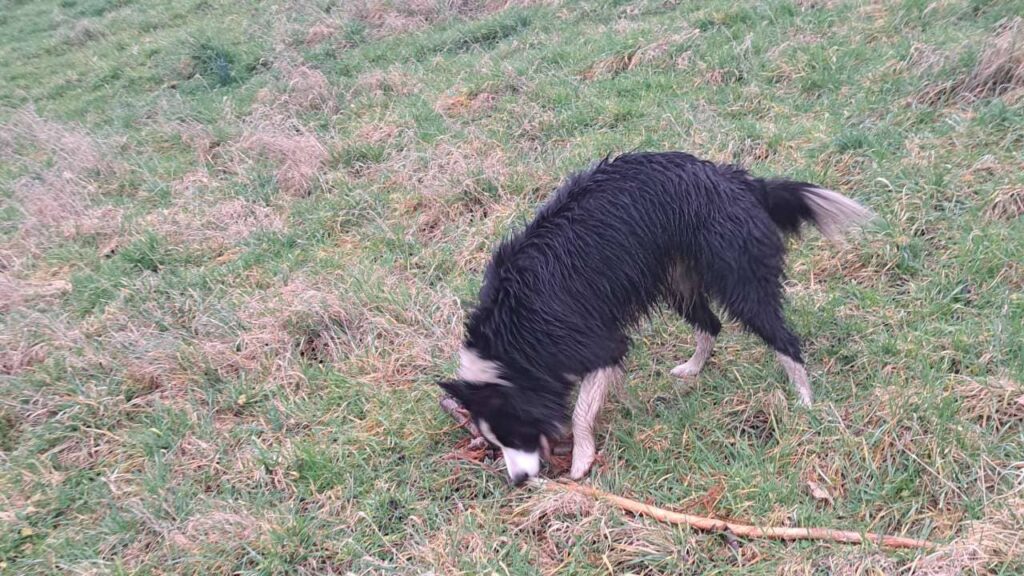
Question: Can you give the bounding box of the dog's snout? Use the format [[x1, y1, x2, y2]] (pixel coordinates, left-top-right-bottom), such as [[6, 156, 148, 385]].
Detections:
[[500, 446, 540, 487]]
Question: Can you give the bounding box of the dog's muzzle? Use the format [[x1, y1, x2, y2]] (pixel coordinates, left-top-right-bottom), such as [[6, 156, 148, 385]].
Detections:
[[501, 446, 540, 485]]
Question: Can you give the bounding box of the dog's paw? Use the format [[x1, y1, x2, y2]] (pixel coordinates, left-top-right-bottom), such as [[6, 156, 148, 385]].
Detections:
[[670, 361, 701, 378], [797, 389, 814, 407], [569, 449, 596, 480], [569, 460, 593, 480]]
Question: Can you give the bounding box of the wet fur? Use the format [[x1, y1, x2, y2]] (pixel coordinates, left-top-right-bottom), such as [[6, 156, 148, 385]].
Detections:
[[440, 151, 873, 467]]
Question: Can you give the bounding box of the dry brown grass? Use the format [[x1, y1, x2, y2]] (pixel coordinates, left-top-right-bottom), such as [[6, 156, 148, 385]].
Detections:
[[0, 339, 48, 376], [175, 120, 219, 164], [304, 23, 337, 47], [192, 270, 460, 388], [196, 278, 352, 386], [512, 487, 603, 572], [0, 276, 72, 313], [581, 29, 699, 80], [278, 64, 337, 113], [0, 311, 84, 378], [435, 89, 498, 118], [353, 121, 407, 146], [918, 17, 1024, 105], [171, 508, 264, 553], [350, 68, 422, 98], [910, 498, 1024, 575], [233, 108, 327, 197], [345, 0, 556, 38], [147, 196, 286, 253], [401, 508, 495, 572], [954, 375, 1023, 431], [380, 135, 518, 248], [2, 108, 121, 262], [985, 186, 1024, 221], [511, 485, 699, 573], [777, 552, 899, 576]]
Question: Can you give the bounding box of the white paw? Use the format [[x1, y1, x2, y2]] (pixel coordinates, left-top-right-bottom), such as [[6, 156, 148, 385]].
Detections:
[[569, 447, 595, 480], [797, 389, 814, 407], [670, 361, 702, 378]]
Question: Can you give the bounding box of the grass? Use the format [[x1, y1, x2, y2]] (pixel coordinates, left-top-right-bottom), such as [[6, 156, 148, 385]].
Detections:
[[2, 0, 1023, 573]]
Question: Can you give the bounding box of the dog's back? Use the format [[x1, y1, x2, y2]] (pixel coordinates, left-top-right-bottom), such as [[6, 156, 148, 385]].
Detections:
[[467, 152, 872, 389]]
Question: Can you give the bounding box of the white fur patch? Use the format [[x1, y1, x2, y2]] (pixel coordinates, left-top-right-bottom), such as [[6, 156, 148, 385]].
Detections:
[[804, 187, 876, 243], [478, 420, 540, 482], [457, 347, 510, 385], [777, 353, 813, 407], [502, 446, 541, 481], [671, 330, 715, 378]]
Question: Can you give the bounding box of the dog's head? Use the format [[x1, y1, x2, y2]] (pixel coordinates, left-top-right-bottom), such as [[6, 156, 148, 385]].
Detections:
[[439, 349, 564, 485]]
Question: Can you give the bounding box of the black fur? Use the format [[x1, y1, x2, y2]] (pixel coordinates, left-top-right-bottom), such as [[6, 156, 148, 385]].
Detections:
[[441, 151, 853, 453]]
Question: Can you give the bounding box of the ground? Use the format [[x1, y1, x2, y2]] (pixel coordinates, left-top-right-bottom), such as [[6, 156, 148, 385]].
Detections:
[[1, 0, 1023, 574]]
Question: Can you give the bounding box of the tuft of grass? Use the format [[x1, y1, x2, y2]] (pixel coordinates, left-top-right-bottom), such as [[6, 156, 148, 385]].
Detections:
[[918, 16, 1024, 104], [187, 41, 251, 87]]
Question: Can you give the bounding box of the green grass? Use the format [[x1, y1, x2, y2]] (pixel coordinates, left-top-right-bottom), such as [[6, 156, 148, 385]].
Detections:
[[2, 0, 1023, 573]]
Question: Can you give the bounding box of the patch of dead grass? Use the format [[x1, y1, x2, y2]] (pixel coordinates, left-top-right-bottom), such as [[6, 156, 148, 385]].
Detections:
[[954, 375, 1023, 431], [58, 19, 105, 46], [0, 340, 48, 376], [985, 186, 1024, 221], [0, 276, 72, 313], [345, 0, 555, 38], [192, 269, 462, 389], [233, 108, 327, 197], [383, 135, 514, 244], [171, 509, 264, 553], [918, 17, 1024, 105], [354, 121, 407, 146], [350, 68, 422, 98], [0, 311, 84, 377], [435, 89, 498, 118], [512, 486, 696, 573], [911, 498, 1024, 575], [581, 28, 699, 80], [196, 278, 352, 387], [2, 108, 122, 261], [778, 552, 900, 576], [146, 196, 286, 253], [278, 64, 337, 113], [304, 23, 337, 47], [402, 508, 495, 571]]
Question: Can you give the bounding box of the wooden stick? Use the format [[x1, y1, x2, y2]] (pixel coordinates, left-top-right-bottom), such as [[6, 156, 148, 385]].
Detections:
[[544, 480, 937, 550], [439, 394, 480, 438]]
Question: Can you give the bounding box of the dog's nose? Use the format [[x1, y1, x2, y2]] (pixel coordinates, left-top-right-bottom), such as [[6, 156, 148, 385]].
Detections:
[[510, 472, 529, 487]]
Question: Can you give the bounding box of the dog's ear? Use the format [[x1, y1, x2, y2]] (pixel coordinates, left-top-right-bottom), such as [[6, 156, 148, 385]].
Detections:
[[439, 379, 506, 414], [438, 379, 472, 404]]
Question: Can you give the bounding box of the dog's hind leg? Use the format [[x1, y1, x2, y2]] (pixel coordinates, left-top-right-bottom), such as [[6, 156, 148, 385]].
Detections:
[[668, 263, 722, 378], [570, 365, 624, 479], [718, 279, 813, 406]]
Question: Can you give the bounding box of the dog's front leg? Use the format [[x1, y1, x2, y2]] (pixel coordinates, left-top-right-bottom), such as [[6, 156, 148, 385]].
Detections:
[[570, 366, 623, 479]]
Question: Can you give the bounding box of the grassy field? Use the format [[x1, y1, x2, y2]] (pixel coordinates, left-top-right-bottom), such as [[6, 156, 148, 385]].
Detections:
[[2, 0, 1023, 573]]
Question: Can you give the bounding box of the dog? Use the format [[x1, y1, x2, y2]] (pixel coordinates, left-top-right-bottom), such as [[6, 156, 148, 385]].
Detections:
[[438, 152, 874, 485]]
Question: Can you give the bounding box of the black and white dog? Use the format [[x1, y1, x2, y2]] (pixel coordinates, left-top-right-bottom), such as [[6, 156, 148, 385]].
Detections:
[[439, 152, 874, 485]]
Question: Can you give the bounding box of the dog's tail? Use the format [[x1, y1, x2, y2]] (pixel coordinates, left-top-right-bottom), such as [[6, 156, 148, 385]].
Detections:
[[756, 179, 876, 243]]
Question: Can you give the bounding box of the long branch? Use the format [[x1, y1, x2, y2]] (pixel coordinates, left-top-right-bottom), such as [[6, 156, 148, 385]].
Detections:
[[544, 480, 937, 550]]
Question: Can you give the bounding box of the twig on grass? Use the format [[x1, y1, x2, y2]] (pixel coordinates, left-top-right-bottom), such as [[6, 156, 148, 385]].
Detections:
[[439, 394, 480, 436], [541, 479, 938, 550]]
